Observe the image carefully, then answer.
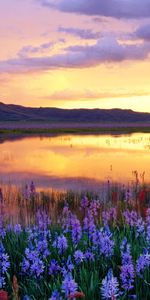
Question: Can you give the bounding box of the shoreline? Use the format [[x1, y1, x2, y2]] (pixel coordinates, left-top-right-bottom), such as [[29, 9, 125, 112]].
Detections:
[[0, 121, 150, 136]]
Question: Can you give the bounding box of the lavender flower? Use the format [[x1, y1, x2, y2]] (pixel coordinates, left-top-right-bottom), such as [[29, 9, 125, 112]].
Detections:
[[49, 290, 62, 300], [0, 242, 10, 288], [74, 250, 84, 265], [14, 223, 22, 234], [53, 235, 68, 255], [49, 260, 61, 276], [21, 247, 44, 278], [120, 240, 134, 292], [80, 196, 89, 210], [123, 210, 138, 227], [94, 227, 114, 258], [71, 215, 82, 247], [62, 274, 78, 297], [84, 249, 95, 262], [0, 215, 6, 239], [89, 199, 101, 217], [101, 269, 119, 299], [136, 250, 150, 278], [136, 217, 145, 238], [102, 208, 117, 226], [36, 210, 51, 230]]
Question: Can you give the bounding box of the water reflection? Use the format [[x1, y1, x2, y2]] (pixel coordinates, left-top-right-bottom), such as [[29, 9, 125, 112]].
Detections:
[[0, 133, 150, 190]]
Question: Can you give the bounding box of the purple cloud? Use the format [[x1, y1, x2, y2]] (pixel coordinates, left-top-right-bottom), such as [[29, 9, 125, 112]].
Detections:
[[58, 27, 101, 39], [135, 23, 150, 40], [0, 37, 150, 73], [38, 0, 150, 19], [18, 41, 53, 57]]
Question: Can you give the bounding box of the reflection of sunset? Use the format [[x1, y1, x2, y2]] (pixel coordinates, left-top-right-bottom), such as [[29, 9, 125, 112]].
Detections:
[[1, 133, 150, 187]]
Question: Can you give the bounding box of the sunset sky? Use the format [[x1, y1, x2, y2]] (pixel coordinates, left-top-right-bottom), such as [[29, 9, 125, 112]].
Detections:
[[1, 0, 150, 111]]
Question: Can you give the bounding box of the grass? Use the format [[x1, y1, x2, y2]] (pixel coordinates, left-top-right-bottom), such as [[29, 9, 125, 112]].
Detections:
[[0, 182, 149, 299]]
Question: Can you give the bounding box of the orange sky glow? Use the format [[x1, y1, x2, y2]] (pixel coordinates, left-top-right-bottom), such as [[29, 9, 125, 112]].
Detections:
[[0, 0, 150, 112]]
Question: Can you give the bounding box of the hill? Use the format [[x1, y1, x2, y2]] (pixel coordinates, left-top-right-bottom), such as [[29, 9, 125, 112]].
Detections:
[[0, 102, 150, 123]]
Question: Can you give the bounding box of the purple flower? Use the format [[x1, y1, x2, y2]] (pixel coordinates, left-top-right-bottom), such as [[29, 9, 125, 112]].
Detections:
[[102, 208, 117, 226], [136, 250, 150, 278], [74, 250, 84, 265], [14, 224, 22, 234], [71, 216, 82, 247], [36, 238, 50, 258], [0, 216, 6, 239], [36, 210, 51, 230], [136, 217, 145, 238], [53, 235, 68, 255], [49, 260, 61, 276], [94, 228, 114, 258], [0, 242, 10, 288], [62, 256, 74, 277], [62, 274, 78, 297], [89, 199, 101, 217], [120, 240, 134, 292], [123, 210, 138, 227], [49, 290, 62, 300], [84, 249, 95, 262], [80, 196, 89, 210], [83, 210, 96, 241], [21, 247, 44, 278], [101, 269, 119, 299]]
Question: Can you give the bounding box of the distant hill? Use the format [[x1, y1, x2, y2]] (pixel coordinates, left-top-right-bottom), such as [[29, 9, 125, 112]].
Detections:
[[0, 102, 150, 123]]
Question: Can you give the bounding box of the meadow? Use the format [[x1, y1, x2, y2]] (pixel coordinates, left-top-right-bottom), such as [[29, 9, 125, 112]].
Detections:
[[0, 182, 149, 300]]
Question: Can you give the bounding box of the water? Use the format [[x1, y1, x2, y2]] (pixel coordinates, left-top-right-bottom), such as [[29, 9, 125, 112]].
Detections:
[[0, 133, 150, 191]]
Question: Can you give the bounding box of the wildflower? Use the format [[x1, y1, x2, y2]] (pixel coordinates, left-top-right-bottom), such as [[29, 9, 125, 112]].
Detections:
[[84, 249, 95, 262], [22, 296, 32, 300], [21, 247, 44, 278], [136, 250, 150, 278], [49, 260, 61, 276], [102, 208, 117, 226], [123, 210, 138, 227], [74, 250, 84, 265], [80, 196, 89, 210], [71, 216, 82, 247], [120, 240, 134, 292], [62, 274, 78, 297], [14, 224, 22, 234], [49, 290, 62, 300], [36, 210, 51, 230], [53, 235, 68, 255], [0, 216, 6, 239], [101, 269, 119, 299], [89, 199, 101, 217], [36, 238, 50, 258], [83, 210, 96, 241], [0, 243, 10, 289], [136, 217, 145, 238], [95, 227, 114, 258]]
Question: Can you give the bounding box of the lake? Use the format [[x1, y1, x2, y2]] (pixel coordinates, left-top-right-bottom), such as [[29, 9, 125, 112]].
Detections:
[[0, 132, 150, 191]]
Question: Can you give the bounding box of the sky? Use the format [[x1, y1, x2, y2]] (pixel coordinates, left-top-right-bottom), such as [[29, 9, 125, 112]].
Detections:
[[1, 0, 150, 111]]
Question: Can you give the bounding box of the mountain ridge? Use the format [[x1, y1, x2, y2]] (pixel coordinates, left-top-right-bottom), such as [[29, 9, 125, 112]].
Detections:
[[0, 102, 150, 123]]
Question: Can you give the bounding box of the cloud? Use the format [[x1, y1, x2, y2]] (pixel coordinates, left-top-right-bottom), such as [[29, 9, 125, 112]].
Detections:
[[17, 39, 65, 57], [43, 89, 150, 101], [135, 23, 150, 41], [18, 42, 53, 57], [58, 26, 101, 39], [0, 37, 150, 73], [37, 0, 150, 19]]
